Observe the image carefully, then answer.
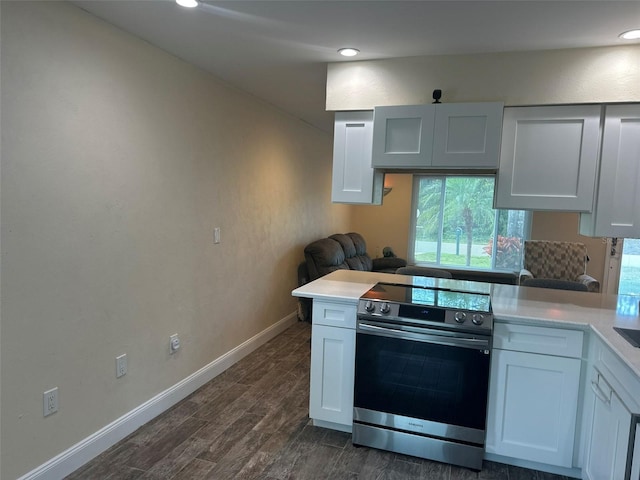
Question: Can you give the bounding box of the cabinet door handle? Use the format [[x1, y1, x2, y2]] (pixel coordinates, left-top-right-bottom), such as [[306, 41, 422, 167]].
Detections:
[[590, 379, 611, 405], [357, 321, 490, 350]]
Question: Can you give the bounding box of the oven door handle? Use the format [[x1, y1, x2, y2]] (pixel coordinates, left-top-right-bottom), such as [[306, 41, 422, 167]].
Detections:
[[357, 322, 490, 350]]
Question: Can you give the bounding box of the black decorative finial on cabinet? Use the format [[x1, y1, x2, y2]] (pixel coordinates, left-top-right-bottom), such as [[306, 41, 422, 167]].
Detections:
[[432, 89, 442, 104]]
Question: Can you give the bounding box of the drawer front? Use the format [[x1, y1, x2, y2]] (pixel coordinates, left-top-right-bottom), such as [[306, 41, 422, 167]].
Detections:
[[494, 323, 584, 358], [595, 336, 640, 412], [313, 300, 357, 329]]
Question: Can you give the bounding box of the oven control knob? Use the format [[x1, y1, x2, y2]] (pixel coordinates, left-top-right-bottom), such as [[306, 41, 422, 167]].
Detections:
[[379, 302, 391, 314], [454, 311, 466, 323], [472, 314, 484, 325], [364, 300, 375, 313]]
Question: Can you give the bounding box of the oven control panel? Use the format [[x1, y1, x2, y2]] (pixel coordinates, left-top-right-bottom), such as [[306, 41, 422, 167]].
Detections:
[[452, 311, 488, 326], [357, 299, 493, 332], [361, 300, 400, 317]]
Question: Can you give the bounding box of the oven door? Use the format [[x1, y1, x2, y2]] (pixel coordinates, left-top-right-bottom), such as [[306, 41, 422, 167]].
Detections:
[[354, 318, 491, 444]]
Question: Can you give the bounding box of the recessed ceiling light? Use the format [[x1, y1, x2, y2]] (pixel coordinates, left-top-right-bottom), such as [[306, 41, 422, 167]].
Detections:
[[176, 0, 198, 8], [338, 48, 360, 57], [619, 29, 640, 40]]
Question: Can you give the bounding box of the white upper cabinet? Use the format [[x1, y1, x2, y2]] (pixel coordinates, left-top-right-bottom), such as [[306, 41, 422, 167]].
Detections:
[[495, 105, 601, 211], [372, 104, 436, 167], [332, 111, 384, 204], [432, 102, 504, 168], [372, 102, 503, 169], [580, 104, 640, 237]]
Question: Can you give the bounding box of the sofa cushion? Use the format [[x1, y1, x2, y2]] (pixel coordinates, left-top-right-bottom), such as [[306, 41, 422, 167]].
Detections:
[[304, 237, 349, 280], [522, 278, 589, 291], [329, 233, 373, 272], [396, 266, 453, 278], [372, 256, 408, 273]]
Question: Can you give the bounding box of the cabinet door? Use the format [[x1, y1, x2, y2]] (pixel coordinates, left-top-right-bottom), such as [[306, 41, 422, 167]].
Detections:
[[309, 324, 355, 428], [432, 102, 503, 168], [332, 111, 384, 204], [583, 372, 632, 480], [486, 349, 581, 467], [579, 104, 640, 237], [372, 104, 436, 168], [495, 105, 601, 211]]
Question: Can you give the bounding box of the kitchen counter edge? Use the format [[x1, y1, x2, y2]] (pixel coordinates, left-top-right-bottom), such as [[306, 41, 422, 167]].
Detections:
[[292, 270, 640, 379]]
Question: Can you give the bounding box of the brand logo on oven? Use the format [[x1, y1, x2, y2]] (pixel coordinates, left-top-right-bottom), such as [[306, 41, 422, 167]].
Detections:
[[408, 422, 424, 429]]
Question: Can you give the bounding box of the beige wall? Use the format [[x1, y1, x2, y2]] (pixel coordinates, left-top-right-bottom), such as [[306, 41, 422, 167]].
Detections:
[[352, 175, 606, 282], [349, 174, 413, 260], [327, 46, 640, 110], [0, 2, 348, 478]]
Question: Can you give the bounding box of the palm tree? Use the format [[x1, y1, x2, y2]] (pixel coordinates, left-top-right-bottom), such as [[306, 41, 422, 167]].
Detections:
[[416, 176, 495, 266], [416, 177, 444, 240]]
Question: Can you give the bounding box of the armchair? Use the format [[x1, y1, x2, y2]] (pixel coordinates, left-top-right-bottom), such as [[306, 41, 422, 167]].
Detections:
[[302, 232, 406, 282], [519, 240, 600, 293], [296, 232, 407, 321]]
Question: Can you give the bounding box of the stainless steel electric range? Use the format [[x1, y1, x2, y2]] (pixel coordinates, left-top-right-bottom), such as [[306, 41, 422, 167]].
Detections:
[[353, 282, 493, 471]]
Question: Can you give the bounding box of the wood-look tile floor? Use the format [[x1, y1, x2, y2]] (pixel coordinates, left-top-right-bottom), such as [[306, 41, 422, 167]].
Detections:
[[66, 321, 571, 480]]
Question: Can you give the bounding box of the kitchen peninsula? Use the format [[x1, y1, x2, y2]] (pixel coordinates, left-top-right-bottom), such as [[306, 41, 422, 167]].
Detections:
[[293, 269, 640, 479]]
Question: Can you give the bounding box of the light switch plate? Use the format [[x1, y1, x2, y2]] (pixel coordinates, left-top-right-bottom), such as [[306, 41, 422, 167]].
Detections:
[[116, 354, 127, 378]]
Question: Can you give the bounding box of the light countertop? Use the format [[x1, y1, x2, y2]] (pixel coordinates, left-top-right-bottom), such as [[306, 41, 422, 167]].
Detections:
[[292, 269, 640, 378]]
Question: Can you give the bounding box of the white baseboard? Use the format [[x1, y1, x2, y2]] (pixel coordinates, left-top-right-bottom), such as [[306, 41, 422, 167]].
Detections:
[[483, 453, 582, 479], [18, 312, 299, 480]]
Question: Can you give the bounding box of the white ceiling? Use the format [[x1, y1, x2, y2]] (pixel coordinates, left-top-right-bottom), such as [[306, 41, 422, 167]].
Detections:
[[73, 0, 640, 133]]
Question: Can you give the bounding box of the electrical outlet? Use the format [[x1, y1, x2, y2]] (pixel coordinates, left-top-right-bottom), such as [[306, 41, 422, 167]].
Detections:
[[169, 334, 180, 354], [213, 227, 221, 244], [116, 354, 127, 378], [43, 387, 58, 417]]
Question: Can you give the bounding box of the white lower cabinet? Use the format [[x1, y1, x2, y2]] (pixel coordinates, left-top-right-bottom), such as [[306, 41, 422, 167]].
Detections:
[[309, 301, 356, 431], [486, 349, 581, 466], [486, 323, 583, 468], [583, 370, 632, 480], [582, 334, 640, 480]]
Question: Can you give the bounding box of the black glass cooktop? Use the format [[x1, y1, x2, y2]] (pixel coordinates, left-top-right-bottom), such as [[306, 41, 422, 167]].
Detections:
[[614, 327, 640, 348], [361, 282, 492, 313]]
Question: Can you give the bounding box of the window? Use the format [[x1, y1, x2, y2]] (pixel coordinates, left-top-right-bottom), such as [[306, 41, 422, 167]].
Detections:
[[409, 175, 531, 271], [619, 238, 640, 297]]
